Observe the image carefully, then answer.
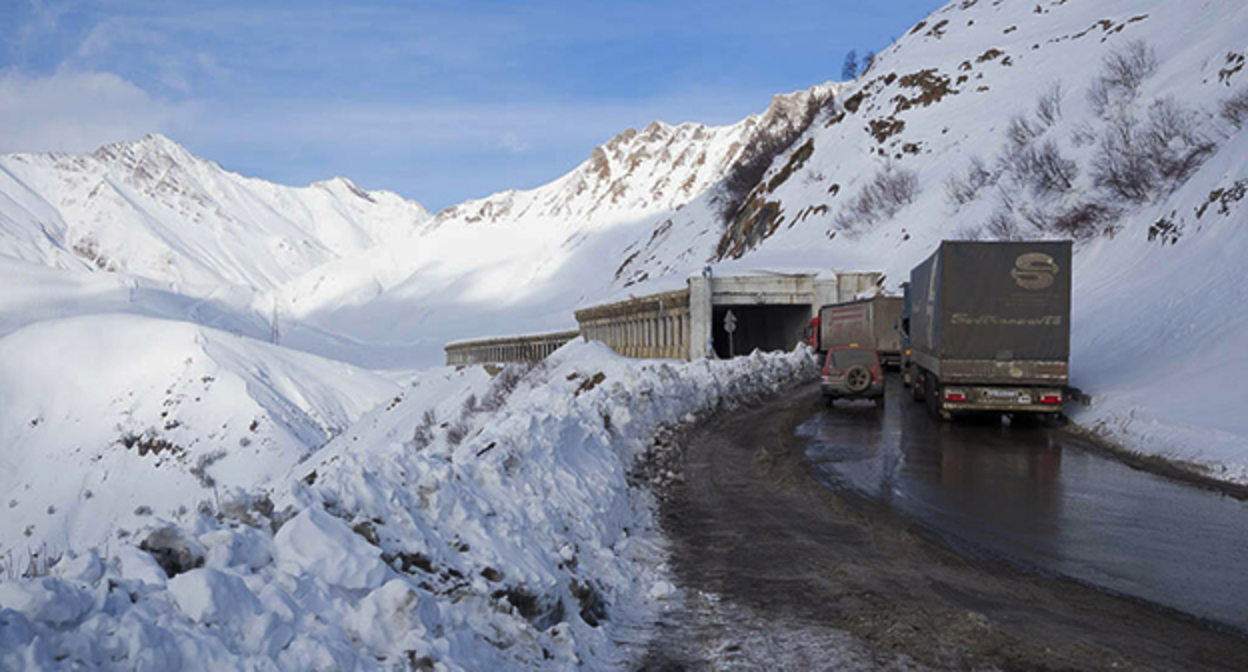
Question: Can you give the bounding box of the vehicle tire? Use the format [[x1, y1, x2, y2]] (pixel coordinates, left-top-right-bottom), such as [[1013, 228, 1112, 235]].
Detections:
[[911, 374, 925, 403], [925, 372, 945, 421], [845, 366, 871, 393], [824, 395, 835, 408]]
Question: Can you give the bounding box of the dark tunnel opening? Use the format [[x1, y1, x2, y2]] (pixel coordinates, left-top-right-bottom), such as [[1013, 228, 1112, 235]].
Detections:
[[711, 305, 812, 358]]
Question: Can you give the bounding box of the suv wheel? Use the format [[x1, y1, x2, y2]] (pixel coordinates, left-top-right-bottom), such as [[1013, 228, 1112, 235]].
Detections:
[[845, 366, 871, 393]]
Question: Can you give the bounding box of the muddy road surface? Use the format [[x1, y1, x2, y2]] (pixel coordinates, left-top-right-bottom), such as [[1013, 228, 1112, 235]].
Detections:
[[639, 382, 1248, 671]]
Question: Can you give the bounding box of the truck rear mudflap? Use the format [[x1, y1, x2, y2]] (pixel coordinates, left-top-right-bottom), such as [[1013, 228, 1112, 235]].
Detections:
[[940, 386, 1064, 413]]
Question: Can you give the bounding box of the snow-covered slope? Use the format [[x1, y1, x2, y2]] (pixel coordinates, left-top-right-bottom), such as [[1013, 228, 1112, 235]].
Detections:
[[0, 314, 398, 554], [0, 133, 432, 292]]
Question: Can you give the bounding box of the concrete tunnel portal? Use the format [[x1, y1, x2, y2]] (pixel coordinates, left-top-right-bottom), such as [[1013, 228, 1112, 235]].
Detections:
[[572, 272, 882, 362], [449, 271, 884, 365]]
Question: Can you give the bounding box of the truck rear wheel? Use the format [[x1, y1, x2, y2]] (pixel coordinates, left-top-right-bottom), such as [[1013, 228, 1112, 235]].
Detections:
[[925, 372, 946, 421]]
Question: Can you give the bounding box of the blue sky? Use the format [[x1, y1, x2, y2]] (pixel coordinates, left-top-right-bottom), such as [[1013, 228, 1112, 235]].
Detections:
[[1, 0, 945, 210]]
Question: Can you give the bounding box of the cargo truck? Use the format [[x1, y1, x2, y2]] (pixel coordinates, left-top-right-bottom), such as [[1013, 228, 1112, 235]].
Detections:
[[900, 282, 914, 387], [907, 240, 1071, 419], [806, 296, 904, 367]]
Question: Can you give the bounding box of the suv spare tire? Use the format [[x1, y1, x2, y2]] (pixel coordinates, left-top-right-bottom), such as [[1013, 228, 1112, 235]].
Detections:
[[845, 366, 871, 392]]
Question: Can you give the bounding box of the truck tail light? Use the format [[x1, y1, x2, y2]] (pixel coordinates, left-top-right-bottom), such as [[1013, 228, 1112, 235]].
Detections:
[[1040, 394, 1062, 405], [944, 391, 967, 403]]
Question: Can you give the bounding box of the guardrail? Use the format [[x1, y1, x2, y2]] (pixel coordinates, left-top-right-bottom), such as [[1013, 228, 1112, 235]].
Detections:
[[444, 330, 582, 366], [574, 289, 692, 360]]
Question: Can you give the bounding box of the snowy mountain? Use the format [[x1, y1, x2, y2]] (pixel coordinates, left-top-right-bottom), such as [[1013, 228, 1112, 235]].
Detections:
[[0, 133, 432, 294], [2, 0, 1248, 668], [275, 0, 1248, 478], [0, 0, 1243, 540]]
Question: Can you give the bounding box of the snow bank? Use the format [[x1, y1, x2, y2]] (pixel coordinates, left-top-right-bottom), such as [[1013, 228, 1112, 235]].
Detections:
[[0, 342, 817, 671]]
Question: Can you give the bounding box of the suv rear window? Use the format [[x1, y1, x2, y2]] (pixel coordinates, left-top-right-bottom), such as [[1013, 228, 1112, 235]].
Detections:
[[829, 349, 875, 369]]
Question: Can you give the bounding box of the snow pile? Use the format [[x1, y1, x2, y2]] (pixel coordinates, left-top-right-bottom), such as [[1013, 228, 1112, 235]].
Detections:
[[0, 313, 398, 556], [0, 343, 817, 671]]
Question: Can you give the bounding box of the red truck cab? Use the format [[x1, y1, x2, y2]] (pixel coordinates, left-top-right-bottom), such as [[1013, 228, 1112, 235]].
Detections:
[[805, 316, 821, 350]]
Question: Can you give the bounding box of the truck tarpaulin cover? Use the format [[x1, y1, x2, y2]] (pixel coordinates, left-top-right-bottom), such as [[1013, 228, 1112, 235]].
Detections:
[[910, 241, 1072, 362]]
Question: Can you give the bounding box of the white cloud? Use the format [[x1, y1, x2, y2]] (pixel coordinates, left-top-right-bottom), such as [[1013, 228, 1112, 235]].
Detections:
[[498, 131, 529, 153], [0, 69, 180, 155]]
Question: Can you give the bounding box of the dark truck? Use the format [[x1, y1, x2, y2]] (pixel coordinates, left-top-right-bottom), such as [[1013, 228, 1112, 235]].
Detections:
[[900, 282, 914, 387], [806, 296, 904, 367], [907, 240, 1071, 419]]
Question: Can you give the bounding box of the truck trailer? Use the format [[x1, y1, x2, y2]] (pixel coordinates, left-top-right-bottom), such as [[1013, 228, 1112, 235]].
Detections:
[[806, 296, 903, 367], [907, 240, 1071, 419]]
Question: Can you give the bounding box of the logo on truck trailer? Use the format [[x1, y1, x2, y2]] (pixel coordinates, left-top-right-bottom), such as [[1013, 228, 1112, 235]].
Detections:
[[1011, 253, 1060, 290]]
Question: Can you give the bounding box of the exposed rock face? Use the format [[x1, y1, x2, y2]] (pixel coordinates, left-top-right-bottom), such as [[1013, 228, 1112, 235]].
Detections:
[[432, 84, 839, 230]]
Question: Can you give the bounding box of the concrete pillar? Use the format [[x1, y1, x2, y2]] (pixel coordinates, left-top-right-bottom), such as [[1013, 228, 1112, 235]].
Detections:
[[688, 276, 714, 359], [813, 277, 841, 320]]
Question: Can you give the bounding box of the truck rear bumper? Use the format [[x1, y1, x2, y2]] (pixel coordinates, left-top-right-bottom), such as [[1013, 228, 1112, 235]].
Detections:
[[941, 401, 1063, 414], [940, 386, 1065, 413]]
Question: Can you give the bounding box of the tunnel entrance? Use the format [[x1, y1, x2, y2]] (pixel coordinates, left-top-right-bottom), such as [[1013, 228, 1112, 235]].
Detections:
[[712, 305, 811, 358]]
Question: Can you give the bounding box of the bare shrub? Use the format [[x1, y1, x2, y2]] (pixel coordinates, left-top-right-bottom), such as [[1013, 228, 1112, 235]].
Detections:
[[1019, 204, 1053, 232], [1092, 98, 1215, 202], [18, 546, 61, 579], [1087, 78, 1114, 119], [1035, 82, 1064, 127], [944, 155, 995, 207], [1103, 41, 1158, 97], [1091, 113, 1154, 202], [481, 363, 530, 413], [833, 166, 920, 231], [1051, 202, 1121, 239], [1221, 88, 1248, 129], [411, 410, 437, 450], [445, 420, 470, 447], [1088, 40, 1158, 116], [1071, 121, 1099, 148], [1028, 140, 1079, 195], [985, 209, 1023, 240], [951, 224, 984, 241], [997, 130, 1076, 199], [1005, 114, 1042, 149], [1141, 98, 1216, 185]]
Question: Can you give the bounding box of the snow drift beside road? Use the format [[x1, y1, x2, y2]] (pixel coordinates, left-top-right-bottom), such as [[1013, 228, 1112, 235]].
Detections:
[[0, 343, 818, 671]]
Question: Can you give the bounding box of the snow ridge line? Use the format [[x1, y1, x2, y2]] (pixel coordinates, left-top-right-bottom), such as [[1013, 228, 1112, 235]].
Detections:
[[0, 342, 819, 672]]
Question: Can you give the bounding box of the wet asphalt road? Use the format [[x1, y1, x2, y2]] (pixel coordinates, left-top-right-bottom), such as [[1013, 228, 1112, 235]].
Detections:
[[640, 379, 1248, 671], [803, 378, 1248, 634]]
